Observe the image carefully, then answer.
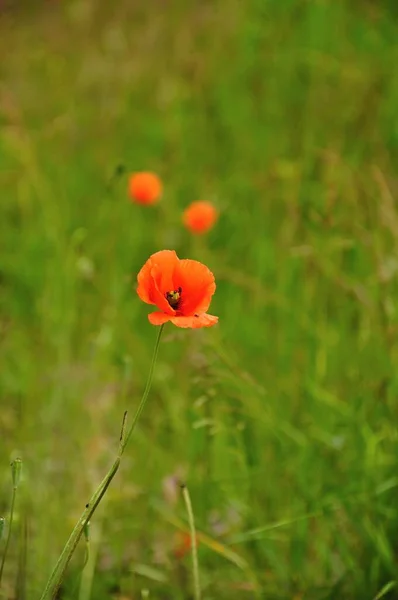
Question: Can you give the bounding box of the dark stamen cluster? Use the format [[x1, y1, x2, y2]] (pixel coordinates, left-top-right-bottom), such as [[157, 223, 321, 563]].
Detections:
[[166, 286, 182, 309]]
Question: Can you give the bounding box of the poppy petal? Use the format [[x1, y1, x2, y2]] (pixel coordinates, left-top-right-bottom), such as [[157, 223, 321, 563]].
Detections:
[[170, 314, 218, 329], [174, 259, 216, 315], [148, 312, 172, 326], [150, 250, 179, 298], [137, 259, 156, 305], [137, 250, 179, 315]]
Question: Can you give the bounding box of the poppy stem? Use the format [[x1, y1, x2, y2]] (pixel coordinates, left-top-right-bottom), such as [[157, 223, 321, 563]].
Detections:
[[181, 484, 201, 600], [39, 325, 164, 600], [121, 324, 164, 451]]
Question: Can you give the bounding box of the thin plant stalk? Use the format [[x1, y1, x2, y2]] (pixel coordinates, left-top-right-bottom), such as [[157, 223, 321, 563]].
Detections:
[[77, 520, 99, 600], [0, 493, 15, 587], [39, 325, 164, 600], [181, 484, 201, 600], [15, 514, 28, 600], [0, 458, 22, 588]]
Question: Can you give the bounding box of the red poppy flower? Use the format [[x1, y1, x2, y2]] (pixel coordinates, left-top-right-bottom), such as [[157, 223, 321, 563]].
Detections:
[[128, 172, 162, 205], [137, 250, 218, 328], [183, 201, 218, 234]]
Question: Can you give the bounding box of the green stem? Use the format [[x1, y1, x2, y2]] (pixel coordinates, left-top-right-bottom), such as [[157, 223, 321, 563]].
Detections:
[[39, 325, 164, 600], [0, 487, 16, 588], [122, 324, 164, 450], [181, 484, 201, 600]]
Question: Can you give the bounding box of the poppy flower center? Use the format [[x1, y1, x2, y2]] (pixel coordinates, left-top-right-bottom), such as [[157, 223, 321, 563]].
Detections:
[[166, 287, 182, 309]]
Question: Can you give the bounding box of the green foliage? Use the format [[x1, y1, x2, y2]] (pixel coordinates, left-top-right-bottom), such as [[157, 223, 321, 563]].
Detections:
[[1, 1, 398, 598]]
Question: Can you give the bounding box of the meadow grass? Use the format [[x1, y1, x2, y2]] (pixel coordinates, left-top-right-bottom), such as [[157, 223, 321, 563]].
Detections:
[[1, 1, 398, 598]]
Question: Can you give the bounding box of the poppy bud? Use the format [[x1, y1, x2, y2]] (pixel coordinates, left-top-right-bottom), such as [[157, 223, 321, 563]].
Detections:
[[11, 458, 22, 489]]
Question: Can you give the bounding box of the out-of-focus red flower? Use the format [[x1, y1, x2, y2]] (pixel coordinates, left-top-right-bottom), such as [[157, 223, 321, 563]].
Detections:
[[173, 531, 198, 559], [137, 250, 218, 329], [183, 201, 218, 234], [128, 172, 162, 205]]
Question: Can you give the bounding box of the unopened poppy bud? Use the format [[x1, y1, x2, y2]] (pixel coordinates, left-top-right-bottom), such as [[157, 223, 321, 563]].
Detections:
[[0, 517, 4, 541], [11, 458, 22, 489], [114, 163, 126, 177], [106, 163, 126, 191]]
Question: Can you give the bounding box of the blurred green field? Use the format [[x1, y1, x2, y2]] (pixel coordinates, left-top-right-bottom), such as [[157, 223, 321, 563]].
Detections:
[[1, 1, 398, 598]]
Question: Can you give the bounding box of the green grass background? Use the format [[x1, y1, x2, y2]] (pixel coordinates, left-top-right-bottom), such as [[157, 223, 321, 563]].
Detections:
[[1, 1, 398, 598]]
